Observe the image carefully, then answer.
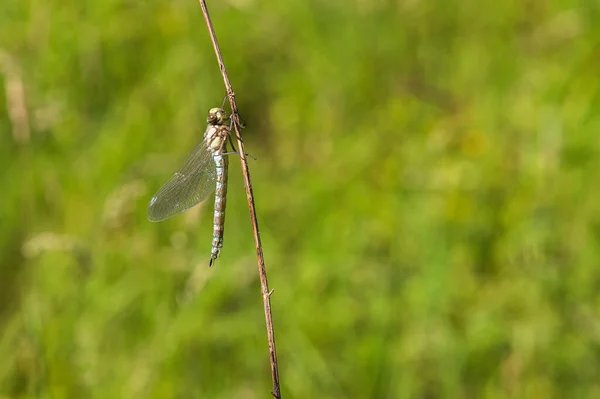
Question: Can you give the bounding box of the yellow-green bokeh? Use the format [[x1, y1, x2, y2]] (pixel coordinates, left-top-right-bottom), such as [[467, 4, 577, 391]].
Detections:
[[1, 0, 599, 397]]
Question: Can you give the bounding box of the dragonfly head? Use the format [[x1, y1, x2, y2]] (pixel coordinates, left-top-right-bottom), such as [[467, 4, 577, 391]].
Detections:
[[207, 108, 228, 125]]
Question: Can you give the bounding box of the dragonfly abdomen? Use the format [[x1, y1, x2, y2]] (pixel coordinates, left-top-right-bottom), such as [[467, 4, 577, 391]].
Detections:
[[210, 152, 229, 266]]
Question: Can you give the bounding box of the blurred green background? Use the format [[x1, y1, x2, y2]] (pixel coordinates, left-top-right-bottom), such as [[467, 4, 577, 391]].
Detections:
[[1, 0, 599, 397]]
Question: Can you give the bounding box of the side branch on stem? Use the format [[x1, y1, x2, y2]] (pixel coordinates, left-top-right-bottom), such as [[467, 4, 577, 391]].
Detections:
[[196, 1, 281, 398]]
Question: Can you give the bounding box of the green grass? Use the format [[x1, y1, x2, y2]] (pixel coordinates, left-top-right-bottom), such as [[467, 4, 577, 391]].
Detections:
[[1, 0, 600, 397]]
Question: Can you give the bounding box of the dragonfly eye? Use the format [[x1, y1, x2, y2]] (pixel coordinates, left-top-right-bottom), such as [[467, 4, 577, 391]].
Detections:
[[207, 108, 227, 124]]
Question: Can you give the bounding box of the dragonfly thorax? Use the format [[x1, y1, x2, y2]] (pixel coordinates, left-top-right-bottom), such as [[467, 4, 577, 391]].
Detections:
[[204, 125, 229, 152]]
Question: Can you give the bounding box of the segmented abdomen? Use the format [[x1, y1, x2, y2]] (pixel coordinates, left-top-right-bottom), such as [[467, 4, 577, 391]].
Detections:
[[210, 152, 228, 266]]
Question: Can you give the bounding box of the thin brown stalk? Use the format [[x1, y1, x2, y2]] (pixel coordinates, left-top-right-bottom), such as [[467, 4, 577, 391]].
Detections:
[[196, 1, 281, 398]]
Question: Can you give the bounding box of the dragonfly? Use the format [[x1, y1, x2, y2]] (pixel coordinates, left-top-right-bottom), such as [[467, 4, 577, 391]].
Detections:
[[148, 107, 233, 266]]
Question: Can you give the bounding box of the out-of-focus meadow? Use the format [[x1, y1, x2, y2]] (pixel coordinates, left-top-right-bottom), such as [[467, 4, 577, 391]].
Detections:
[[1, 0, 599, 397]]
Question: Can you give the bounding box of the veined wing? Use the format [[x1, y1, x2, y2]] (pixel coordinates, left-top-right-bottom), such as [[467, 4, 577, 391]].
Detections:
[[148, 139, 216, 222]]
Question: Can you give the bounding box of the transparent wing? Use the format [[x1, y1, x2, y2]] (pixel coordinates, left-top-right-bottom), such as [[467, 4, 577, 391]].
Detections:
[[148, 139, 216, 222]]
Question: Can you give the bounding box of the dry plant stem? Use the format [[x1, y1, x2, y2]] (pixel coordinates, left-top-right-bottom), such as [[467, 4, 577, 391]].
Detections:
[[196, 1, 281, 398]]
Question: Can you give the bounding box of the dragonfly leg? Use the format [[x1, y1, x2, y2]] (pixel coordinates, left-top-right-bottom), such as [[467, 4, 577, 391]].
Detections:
[[222, 150, 257, 160], [235, 112, 247, 129], [226, 134, 237, 154], [225, 127, 256, 160], [221, 96, 245, 129]]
